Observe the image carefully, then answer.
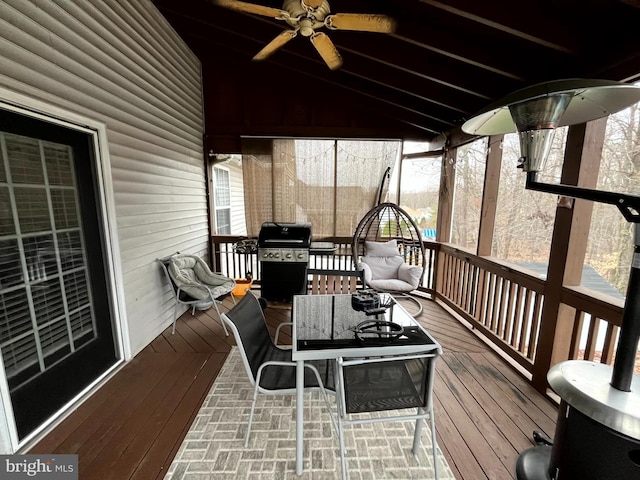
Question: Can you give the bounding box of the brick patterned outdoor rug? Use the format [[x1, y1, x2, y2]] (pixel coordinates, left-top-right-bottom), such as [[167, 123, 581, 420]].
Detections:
[[165, 347, 456, 480]]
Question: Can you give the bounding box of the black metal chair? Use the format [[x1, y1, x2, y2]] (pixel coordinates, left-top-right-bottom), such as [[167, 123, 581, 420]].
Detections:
[[221, 291, 337, 447], [335, 351, 440, 480]]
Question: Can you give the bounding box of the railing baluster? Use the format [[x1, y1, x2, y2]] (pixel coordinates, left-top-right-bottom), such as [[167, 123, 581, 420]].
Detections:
[[528, 293, 543, 361], [584, 315, 600, 361], [601, 323, 618, 364], [510, 284, 524, 348], [569, 310, 585, 359]]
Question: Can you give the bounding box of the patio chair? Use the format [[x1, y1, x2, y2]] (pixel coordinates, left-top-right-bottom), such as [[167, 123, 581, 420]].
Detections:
[[220, 291, 337, 447], [335, 351, 440, 480], [352, 202, 426, 316], [156, 253, 235, 335]]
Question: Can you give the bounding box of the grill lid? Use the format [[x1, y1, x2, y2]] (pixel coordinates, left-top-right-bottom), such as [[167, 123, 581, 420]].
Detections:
[[258, 222, 312, 247]]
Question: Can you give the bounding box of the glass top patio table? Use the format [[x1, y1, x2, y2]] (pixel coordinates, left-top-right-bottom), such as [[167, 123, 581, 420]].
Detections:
[[290, 293, 441, 475], [292, 293, 441, 361]]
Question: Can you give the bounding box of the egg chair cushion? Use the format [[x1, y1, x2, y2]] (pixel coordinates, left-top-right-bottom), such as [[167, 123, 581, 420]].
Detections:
[[397, 263, 423, 289], [365, 239, 399, 256], [360, 255, 404, 281], [359, 241, 423, 292]]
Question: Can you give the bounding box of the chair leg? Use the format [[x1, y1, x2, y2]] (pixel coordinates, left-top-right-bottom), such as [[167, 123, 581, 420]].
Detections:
[[306, 365, 338, 435], [172, 301, 180, 334], [213, 301, 229, 336], [244, 382, 260, 447]]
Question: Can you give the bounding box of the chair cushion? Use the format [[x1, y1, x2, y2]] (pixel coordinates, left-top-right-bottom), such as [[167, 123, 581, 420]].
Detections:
[[360, 255, 403, 281], [365, 239, 399, 256], [169, 254, 235, 300], [366, 278, 416, 292], [397, 263, 423, 289]]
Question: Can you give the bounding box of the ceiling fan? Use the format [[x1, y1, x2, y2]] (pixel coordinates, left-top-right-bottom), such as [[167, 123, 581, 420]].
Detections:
[[213, 0, 397, 70]]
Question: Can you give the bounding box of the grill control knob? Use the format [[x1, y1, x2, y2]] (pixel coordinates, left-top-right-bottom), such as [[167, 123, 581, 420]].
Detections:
[[297, 253, 305, 259], [286, 253, 292, 259], [274, 252, 280, 258]]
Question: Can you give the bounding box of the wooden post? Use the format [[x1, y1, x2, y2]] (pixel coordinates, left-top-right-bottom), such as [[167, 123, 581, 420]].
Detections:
[[435, 148, 456, 299], [474, 135, 503, 320], [531, 118, 607, 392], [477, 135, 503, 257], [436, 147, 456, 244]]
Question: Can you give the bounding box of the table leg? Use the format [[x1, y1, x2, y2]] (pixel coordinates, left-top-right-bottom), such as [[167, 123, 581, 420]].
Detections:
[[296, 359, 304, 475]]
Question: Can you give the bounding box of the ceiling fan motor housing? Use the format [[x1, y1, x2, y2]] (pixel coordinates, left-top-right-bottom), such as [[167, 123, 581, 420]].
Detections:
[[283, 0, 330, 23]]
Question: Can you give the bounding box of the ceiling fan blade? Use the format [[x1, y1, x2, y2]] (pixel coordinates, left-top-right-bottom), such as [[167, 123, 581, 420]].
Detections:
[[310, 32, 343, 70], [214, 0, 286, 18], [326, 13, 397, 33], [301, 0, 324, 8], [253, 30, 297, 61]]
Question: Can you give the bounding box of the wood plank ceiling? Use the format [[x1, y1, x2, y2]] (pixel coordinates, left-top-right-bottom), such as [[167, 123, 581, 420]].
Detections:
[[153, 0, 640, 151]]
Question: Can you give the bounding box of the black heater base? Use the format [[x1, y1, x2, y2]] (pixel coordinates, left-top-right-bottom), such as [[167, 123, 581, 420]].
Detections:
[[516, 445, 552, 480]]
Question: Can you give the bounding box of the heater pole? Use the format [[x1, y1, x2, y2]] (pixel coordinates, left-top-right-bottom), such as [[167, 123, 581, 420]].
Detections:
[[611, 232, 640, 391], [526, 172, 640, 392]]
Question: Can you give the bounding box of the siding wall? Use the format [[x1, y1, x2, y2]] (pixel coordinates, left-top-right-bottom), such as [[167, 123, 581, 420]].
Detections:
[[0, 0, 207, 357]]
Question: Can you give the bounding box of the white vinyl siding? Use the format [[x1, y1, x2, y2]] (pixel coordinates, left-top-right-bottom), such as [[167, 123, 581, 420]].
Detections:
[[0, 0, 206, 402]]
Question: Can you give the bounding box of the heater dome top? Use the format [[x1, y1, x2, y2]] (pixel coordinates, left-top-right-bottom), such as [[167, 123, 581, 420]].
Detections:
[[462, 79, 640, 136]]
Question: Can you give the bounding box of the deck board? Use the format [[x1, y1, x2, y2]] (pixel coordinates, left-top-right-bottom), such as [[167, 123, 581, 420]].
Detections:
[[27, 291, 557, 479], [129, 352, 227, 480]]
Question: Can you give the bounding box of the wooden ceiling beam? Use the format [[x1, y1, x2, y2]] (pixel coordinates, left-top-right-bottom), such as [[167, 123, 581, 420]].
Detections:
[[163, 10, 469, 129], [180, 29, 451, 136], [417, 0, 579, 53]]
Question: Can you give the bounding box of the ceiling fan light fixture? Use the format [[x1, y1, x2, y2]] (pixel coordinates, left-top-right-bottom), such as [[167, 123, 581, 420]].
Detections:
[[299, 18, 315, 36]]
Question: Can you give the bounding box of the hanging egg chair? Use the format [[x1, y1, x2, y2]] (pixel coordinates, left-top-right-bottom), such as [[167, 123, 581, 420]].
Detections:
[[351, 202, 426, 316]]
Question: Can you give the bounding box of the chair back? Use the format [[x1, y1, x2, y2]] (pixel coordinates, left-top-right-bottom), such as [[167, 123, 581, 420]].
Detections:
[[307, 268, 364, 295], [221, 291, 278, 381], [338, 352, 437, 415], [351, 202, 426, 280], [157, 253, 180, 296]]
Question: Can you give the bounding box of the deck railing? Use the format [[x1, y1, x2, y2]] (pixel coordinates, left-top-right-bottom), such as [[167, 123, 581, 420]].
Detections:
[[211, 235, 438, 291], [437, 244, 628, 379], [437, 244, 546, 372], [560, 285, 624, 366], [212, 235, 631, 388]]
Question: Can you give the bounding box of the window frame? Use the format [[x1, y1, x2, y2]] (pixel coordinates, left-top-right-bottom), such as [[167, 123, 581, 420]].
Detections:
[[213, 166, 232, 235]]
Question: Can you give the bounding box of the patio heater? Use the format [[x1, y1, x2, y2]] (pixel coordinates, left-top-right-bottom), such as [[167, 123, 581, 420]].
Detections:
[[462, 79, 640, 480]]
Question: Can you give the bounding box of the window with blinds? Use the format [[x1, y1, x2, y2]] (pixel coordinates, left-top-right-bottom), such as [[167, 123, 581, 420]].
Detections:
[[0, 133, 96, 389], [214, 167, 231, 234]]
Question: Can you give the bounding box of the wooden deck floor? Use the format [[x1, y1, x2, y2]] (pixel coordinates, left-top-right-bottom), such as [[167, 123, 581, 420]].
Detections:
[[28, 292, 558, 480]]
